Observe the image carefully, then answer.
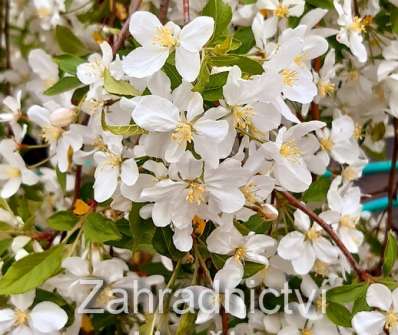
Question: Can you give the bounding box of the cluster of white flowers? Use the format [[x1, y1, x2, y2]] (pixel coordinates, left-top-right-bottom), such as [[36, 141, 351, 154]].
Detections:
[[0, 0, 397, 334]]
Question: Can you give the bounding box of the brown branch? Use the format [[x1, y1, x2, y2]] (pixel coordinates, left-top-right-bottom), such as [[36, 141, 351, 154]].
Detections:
[[159, 0, 171, 24], [112, 0, 143, 56], [182, 0, 190, 24], [280, 191, 372, 282], [378, 118, 398, 273], [220, 306, 229, 335]]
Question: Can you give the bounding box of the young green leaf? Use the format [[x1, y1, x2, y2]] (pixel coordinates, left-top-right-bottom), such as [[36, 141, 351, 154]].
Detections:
[[153, 227, 184, 261], [54, 54, 85, 75], [326, 302, 353, 327], [327, 282, 369, 304], [103, 69, 140, 96], [83, 213, 121, 242], [101, 109, 146, 136], [129, 203, 156, 253], [44, 76, 82, 96], [303, 176, 332, 203], [202, 0, 232, 41], [55, 25, 89, 56], [48, 211, 79, 231], [384, 231, 398, 275], [0, 245, 65, 295]]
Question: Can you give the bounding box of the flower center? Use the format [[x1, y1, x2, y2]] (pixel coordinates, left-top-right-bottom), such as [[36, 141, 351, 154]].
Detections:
[[232, 105, 255, 131], [234, 247, 246, 261], [349, 17, 366, 32], [241, 182, 257, 205], [386, 310, 398, 330], [294, 53, 306, 66], [153, 27, 176, 48], [318, 81, 335, 96], [280, 140, 302, 160], [186, 181, 206, 205], [106, 153, 122, 167], [314, 260, 329, 276], [281, 69, 298, 87], [36, 7, 51, 18], [15, 309, 28, 326], [340, 215, 356, 229], [320, 137, 334, 152], [42, 126, 63, 143], [96, 286, 114, 305], [342, 166, 357, 181], [306, 227, 320, 241], [275, 5, 289, 17], [301, 328, 313, 335], [171, 122, 193, 144], [7, 166, 21, 178], [348, 70, 359, 81], [354, 124, 362, 140]]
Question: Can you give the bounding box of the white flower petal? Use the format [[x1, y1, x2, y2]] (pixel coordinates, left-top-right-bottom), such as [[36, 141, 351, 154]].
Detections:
[[180, 16, 214, 52], [122, 47, 169, 78], [29, 301, 68, 333]]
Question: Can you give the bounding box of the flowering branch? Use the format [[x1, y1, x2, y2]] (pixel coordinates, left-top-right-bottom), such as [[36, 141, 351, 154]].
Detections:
[[280, 191, 372, 282], [112, 0, 142, 55]]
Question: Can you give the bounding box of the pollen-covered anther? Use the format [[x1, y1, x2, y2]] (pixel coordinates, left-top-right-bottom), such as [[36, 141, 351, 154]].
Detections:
[[280, 140, 302, 160], [350, 16, 366, 33], [42, 126, 63, 142], [275, 5, 289, 17], [232, 105, 255, 131], [320, 137, 334, 152], [153, 27, 176, 48], [186, 181, 206, 205], [281, 69, 298, 87], [301, 328, 313, 335], [241, 182, 257, 204], [318, 81, 336, 96], [15, 309, 28, 326], [340, 215, 356, 229], [306, 227, 320, 241], [172, 122, 193, 144], [234, 247, 246, 261], [386, 310, 398, 330], [7, 167, 21, 178]]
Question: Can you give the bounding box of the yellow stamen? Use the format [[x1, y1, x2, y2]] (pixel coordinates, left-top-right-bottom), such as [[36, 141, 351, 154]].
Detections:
[[42, 126, 63, 142], [342, 166, 357, 182], [281, 69, 298, 87], [6, 167, 21, 178], [314, 260, 329, 276], [386, 310, 398, 330], [306, 227, 320, 241], [320, 137, 334, 152], [340, 215, 356, 229], [232, 105, 255, 131], [354, 124, 362, 140], [350, 17, 366, 33], [318, 81, 335, 96], [193, 215, 207, 236], [171, 122, 193, 144], [241, 182, 257, 205], [302, 328, 313, 335], [348, 70, 359, 81], [186, 181, 206, 205], [96, 286, 114, 305], [275, 5, 289, 17], [15, 309, 28, 326], [294, 53, 306, 66], [234, 247, 246, 261], [280, 140, 302, 160], [36, 7, 51, 18], [153, 27, 176, 48]]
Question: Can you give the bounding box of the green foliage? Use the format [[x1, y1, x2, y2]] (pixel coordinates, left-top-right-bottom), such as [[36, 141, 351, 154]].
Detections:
[[103, 69, 140, 96], [55, 25, 89, 56], [54, 54, 85, 75], [48, 211, 79, 231], [303, 176, 332, 203], [327, 282, 369, 304], [208, 55, 264, 75], [176, 312, 197, 335], [129, 203, 156, 253], [44, 76, 82, 96], [153, 226, 184, 261], [0, 245, 65, 295], [83, 213, 121, 243], [326, 302, 353, 327], [101, 109, 146, 136], [384, 231, 398, 275], [202, 0, 233, 42]]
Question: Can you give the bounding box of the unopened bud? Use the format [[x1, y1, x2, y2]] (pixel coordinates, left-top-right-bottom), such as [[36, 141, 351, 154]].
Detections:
[[50, 108, 76, 127], [261, 204, 279, 221]]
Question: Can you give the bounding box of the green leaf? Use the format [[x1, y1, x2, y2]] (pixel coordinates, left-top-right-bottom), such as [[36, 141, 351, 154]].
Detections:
[[83, 213, 121, 243], [326, 302, 352, 327], [202, 0, 232, 41], [303, 176, 332, 203], [0, 238, 11, 256], [101, 109, 146, 136], [55, 25, 89, 56], [48, 211, 79, 231], [56, 166, 67, 193], [244, 262, 265, 278], [352, 294, 371, 315], [54, 54, 85, 75], [391, 8, 398, 34], [384, 231, 397, 275], [211, 253, 227, 269], [208, 55, 263, 75], [44, 76, 82, 96], [153, 227, 184, 261], [163, 63, 182, 89], [129, 203, 156, 253], [233, 27, 256, 54], [193, 57, 210, 93], [176, 312, 197, 335], [306, 0, 334, 9], [103, 69, 140, 96], [327, 282, 368, 304], [0, 245, 65, 295]]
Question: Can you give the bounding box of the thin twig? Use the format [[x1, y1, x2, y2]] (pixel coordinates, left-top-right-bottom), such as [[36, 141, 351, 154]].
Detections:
[[220, 306, 229, 335], [182, 0, 190, 24], [159, 0, 170, 23], [280, 191, 372, 282], [112, 0, 142, 55]]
